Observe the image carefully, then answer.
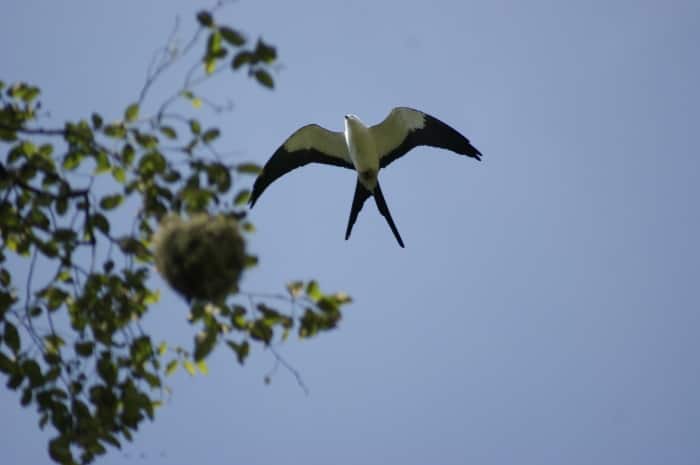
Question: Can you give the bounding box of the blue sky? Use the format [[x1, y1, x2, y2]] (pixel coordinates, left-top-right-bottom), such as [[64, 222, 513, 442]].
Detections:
[[2, 0, 700, 464]]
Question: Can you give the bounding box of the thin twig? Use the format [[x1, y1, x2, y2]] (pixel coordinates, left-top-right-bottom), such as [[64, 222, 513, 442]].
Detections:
[[138, 17, 182, 105], [269, 345, 309, 396], [9, 174, 88, 200], [0, 124, 65, 137], [21, 249, 44, 350]]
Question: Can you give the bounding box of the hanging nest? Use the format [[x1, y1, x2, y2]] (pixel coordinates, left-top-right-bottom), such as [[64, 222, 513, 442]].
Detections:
[[153, 213, 246, 302]]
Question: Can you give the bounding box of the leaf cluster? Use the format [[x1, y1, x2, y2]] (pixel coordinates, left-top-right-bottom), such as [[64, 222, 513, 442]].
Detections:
[[0, 8, 350, 465], [197, 10, 277, 88]]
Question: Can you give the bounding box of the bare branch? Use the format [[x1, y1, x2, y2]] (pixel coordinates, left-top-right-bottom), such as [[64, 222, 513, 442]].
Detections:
[[268, 345, 310, 396]]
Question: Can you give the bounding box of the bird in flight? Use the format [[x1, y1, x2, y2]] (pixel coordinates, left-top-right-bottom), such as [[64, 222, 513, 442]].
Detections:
[[249, 107, 482, 247]]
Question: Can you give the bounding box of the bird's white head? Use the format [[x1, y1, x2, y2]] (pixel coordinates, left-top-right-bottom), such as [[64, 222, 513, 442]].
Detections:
[[344, 113, 365, 134]]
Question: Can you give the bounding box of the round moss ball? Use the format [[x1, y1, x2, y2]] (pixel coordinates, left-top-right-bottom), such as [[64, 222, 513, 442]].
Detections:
[[153, 213, 246, 302]]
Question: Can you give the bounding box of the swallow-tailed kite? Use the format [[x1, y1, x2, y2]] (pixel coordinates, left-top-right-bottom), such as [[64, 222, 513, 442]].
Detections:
[[249, 107, 482, 247]]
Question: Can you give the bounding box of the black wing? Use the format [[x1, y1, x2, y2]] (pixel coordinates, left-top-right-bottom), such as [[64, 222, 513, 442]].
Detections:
[[371, 107, 482, 169], [249, 124, 354, 207]]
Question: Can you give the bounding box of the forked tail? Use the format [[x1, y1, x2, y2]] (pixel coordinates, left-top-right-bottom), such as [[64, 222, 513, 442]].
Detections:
[[345, 179, 371, 241], [344, 178, 404, 248], [373, 182, 404, 248]]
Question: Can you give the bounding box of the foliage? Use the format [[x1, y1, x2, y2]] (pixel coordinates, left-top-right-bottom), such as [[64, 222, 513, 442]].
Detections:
[[0, 7, 351, 465]]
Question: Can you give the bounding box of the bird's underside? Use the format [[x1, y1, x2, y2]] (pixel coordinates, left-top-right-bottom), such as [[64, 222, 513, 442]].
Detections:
[[249, 107, 482, 247]]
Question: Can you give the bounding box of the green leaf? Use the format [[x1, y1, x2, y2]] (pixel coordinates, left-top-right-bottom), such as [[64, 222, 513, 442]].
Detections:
[[55, 197, 68, 216], [202, 128, 220, 143], [91, 212, 110, 235], [206, 162, 231, 192], [0, 352, 14, 374], [181, 90, 203, 109], [99, 194, 123, 210], [6, 371, 24, 389], [4, 321, 20, 353], [245, 254, 259, 268], [137, 151, 166, 176], [102, 433, 121, 450], [194, 330, 216, 361], [232, 51, 254, 70], [104, 123, 127, 139], [28, 208, 50, 230], [121, 143, 136, 166], [196, 11, 214, 27], [22, 360, 43, 387], [236, 162, 262, 174], [234, 189, 250, 206], [160, 126, 177, 139], [231, 306, 247, 330], [157, 342, 168, 356], [112, 166, 126, 184], [226, 340, 249, 365], [287, 281, 304, 298], [144, 289, 160, 306], [117, 237, 151, 260], [94, 150, 110, 173], [207, 31, 222, 56], [134, 131, 159, 149], [254, 69, 274, 89], [91, 113, 103, 129], [306, 280, 321, 302], [183, 360, 196, 376], [196, 360, 208, 375], [317, 296, 339, 314], [189, 119, 201, 135], [249, 320, 273, 344], [56, 270, 72, 283], [254, 39, 277, 63], [49, 436, 72, 464], [165, 359, 178, 376], [20, 141, 37, 156], [44, 287, 68, 310], [20, 387, 32, 406], [220, 27, 245, 46], [75, 341, 94, 357], [97, 355, 117, 384], [124, 103, 139, 123], [62, 151, 83, 171], [332, 292, 352, 304], [13, 84, 40, 103], [24, 85, 40, 102], [38, 144, 54, 158], [241, 221, 255, 233], [0, 268, 11, 287], [205, 58, 216, 75]]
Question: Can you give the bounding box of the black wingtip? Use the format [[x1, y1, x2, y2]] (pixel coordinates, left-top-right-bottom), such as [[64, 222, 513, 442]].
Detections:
[[249, 179, 261, 208], [463, 140, 482, 161]]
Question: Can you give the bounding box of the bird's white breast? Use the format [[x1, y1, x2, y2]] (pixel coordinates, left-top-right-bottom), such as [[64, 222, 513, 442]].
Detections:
[[344, 117, 378, 174]]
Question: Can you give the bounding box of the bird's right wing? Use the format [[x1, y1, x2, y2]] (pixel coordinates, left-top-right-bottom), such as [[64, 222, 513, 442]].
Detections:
[[249, 124, 354, 207], [371, 107, 482, 169]]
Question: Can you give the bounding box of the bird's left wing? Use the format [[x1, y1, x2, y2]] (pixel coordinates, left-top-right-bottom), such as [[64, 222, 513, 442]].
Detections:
[[249, 124, 353, 207], [370, 107, 482, 169]]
